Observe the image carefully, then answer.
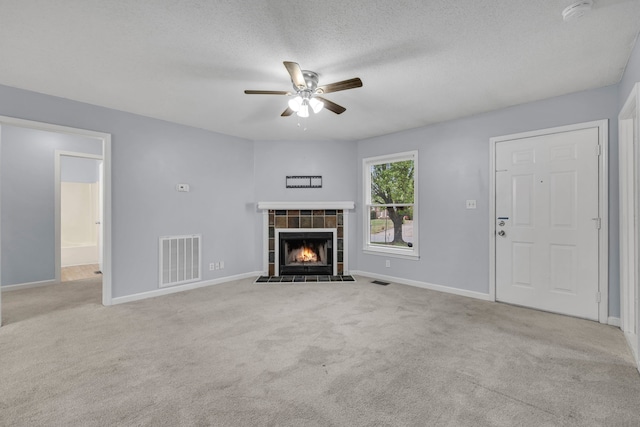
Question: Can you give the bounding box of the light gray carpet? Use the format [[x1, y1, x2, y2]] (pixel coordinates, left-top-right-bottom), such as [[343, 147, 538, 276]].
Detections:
[[1, 276, 639, 426]]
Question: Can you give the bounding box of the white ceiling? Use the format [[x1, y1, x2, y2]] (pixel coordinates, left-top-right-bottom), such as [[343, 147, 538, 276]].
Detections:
[[0, 0, 638, 141]]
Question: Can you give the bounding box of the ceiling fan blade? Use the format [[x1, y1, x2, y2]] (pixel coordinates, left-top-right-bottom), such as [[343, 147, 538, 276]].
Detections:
[[244, 90, 291, 95], [281, 107, 294, 117], [316, 96, 346, 115], [283, 61, 306, 90], [316, 77, 362, 94]]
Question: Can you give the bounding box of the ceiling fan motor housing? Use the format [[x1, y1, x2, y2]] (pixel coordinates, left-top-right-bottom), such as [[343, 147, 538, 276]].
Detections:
[[294, 70, 319, 94]]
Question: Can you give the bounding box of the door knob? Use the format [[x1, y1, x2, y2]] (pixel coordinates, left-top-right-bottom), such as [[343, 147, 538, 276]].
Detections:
[[498, 221, 505, 227], [498, 230, 506, 237]]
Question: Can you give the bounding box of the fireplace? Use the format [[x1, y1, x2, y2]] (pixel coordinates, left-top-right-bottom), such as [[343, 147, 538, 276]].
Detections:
[[258, 202, 354, 277], [278, 230, 334, 275]]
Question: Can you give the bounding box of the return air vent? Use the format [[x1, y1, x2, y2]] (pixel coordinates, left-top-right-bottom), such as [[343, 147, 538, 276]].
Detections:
[[159, 234, 201, 288]]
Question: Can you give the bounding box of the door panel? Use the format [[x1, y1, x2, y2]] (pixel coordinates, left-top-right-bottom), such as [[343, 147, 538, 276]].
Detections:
[[495, 127, 599, 320], [512, 242, 533, 287], [513, 174, 534, 227], [549, 244, 576, 294], [550, 171, 576, 228]]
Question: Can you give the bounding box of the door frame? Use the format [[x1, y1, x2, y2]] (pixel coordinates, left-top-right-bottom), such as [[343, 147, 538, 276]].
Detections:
[[55, 151, 103, 283], [0, 116, 112, 327], [489, 120, 609, 324], [619, 82, 640, 370]]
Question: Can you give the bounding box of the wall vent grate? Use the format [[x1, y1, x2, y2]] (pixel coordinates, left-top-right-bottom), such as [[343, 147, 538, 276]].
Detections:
[[159, 234, 201, 288]]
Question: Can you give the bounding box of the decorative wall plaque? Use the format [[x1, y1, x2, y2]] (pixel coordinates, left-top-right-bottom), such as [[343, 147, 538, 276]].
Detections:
[[286, 176, 322, 188]]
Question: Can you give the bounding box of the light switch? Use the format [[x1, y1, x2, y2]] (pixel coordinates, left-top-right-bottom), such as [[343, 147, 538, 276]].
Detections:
[[466, 200, 477, 209]]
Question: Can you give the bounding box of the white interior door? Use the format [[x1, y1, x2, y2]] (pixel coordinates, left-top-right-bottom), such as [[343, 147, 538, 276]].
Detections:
[[495, 127, 600, 320]]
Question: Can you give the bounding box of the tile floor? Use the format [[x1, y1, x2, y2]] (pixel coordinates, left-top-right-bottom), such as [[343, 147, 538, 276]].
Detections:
[[61, 264, 101, 282]]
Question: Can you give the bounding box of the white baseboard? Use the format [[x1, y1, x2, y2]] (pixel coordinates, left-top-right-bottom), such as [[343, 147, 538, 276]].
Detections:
[[2, 279, 58, 292], [350, 270, 493, 302], [111, 271, 263, 305], [608, 317, 621, 327]]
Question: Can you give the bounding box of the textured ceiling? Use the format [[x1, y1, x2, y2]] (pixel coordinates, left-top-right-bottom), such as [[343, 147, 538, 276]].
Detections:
[[0, 0, 639, 141]]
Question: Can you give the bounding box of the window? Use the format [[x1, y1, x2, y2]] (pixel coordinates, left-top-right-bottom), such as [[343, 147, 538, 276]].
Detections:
[[363, 150, 418, 258]]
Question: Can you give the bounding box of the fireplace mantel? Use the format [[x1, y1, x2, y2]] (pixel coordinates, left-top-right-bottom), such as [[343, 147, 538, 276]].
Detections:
[[257, 201, 355, 210]]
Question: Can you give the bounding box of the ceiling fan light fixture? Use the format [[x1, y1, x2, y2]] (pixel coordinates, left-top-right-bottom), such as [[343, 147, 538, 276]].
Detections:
[[297, 102, 309, 118], [309, 97, 324, 114], [288, 96, 302, 112]]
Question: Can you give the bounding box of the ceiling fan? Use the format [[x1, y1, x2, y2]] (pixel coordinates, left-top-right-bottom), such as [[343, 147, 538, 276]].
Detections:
[[244, 61, 362, 118]]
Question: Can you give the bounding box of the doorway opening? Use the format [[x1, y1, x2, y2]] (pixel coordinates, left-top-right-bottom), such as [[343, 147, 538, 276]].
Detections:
[[57, 152, 103, 283], [0, 116, 112, 326]]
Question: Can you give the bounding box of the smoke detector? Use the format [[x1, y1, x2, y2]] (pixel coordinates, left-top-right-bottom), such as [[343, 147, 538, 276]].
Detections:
[[562, 0, 593, 22]]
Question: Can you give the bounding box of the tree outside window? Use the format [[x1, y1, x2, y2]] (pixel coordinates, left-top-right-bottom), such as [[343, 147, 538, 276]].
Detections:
[[364, 151, 418, 258]]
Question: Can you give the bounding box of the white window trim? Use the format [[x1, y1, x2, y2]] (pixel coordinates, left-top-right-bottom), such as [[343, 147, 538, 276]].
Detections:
[[363, 150, 419, 259]]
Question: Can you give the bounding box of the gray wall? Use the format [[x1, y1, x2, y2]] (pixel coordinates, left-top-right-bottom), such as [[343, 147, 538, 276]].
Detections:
[[1, 125, 101, 285], [0, 85, 257, 297], [253, 140, 357, 203], [355, 85, 621, 315], [252, 140, 358, 271], [60, 156, 100, 183], [619, 34, 640, 109]]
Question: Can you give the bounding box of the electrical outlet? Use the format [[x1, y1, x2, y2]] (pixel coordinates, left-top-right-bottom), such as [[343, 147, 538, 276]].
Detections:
[[466, 199, 477, 209], [385, 260, 391, 268], [220, 261, 224, 269], [209, 263, 215, 271], [215, 262, 220, 270]]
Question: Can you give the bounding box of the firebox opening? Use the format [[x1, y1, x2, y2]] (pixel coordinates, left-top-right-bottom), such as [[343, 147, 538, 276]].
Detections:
[[279, 231, 333, 276]]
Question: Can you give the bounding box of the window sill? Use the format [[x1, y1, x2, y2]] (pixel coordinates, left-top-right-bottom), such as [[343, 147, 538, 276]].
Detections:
[[362, 247, 419, 260]]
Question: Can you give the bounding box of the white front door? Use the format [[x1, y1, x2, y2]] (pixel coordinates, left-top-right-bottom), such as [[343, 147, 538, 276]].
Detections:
[[495, 127, 600, 320]]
